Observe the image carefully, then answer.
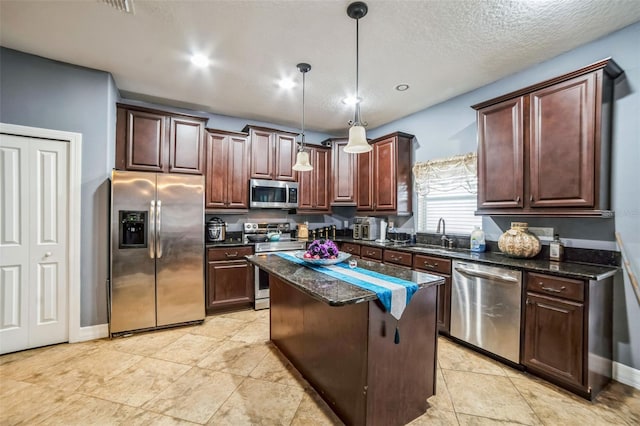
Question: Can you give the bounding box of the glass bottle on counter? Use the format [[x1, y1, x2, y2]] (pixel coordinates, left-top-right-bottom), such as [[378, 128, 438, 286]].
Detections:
[[549, 234, 564, 261], [470, 226, 486, 252]]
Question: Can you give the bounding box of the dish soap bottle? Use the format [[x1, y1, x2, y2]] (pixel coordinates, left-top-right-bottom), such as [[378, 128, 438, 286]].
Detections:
[[549, 234, 564, 261], [470, 226, 486, 252]]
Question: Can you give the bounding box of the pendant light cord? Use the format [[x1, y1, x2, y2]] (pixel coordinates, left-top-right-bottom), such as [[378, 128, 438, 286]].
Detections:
[[301, 69, 306, 149]]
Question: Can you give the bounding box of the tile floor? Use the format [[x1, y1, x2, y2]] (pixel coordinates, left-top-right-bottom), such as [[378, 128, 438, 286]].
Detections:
[[1, 309, 638, 425]]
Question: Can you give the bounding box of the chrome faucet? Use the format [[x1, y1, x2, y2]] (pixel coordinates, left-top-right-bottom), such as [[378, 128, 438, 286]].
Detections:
[[437, 217, 454, 249]]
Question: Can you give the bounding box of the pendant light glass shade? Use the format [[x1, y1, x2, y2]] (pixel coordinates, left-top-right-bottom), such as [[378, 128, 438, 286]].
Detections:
[[344, 2, 371, 154], [293, 62, 313, 172], [345, 124, 370, 153], [292, 150, 313, 171]]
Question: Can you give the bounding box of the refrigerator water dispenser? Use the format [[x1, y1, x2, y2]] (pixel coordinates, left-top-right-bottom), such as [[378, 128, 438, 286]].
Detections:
[[119, 210, 147, 248]]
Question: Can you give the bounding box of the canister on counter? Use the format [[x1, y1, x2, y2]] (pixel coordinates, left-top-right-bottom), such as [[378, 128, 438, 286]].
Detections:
[[549, 234, 564, 261]]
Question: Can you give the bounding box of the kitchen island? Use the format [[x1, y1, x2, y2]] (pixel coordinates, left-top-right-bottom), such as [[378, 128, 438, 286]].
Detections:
[[247, 253, 444, 426]]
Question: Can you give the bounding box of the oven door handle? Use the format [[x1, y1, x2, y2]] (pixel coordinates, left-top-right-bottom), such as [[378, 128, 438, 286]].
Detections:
[[454, 265, 519, 283]]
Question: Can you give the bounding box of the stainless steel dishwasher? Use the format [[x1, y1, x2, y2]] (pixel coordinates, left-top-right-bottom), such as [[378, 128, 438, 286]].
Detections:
[[450, 260, 522, 363]]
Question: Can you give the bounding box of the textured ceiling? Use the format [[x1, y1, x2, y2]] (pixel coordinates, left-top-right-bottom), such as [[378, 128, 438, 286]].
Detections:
[[1, 0, 639, 134]]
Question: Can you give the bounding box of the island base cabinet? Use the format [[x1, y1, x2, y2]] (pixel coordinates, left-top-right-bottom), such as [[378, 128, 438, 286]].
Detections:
[[269, 275, 438, 426]]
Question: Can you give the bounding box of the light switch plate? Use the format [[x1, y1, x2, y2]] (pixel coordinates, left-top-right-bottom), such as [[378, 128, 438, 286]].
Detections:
[[528, 227, 554, 241]]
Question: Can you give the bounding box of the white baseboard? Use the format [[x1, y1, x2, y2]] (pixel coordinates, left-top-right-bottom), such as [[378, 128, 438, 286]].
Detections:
[[613, 361, 640, 390], [72, 323, 109, 342]]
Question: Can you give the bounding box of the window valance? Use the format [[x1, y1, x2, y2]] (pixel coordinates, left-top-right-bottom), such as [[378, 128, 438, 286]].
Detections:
[[412, 152, 477, 196]]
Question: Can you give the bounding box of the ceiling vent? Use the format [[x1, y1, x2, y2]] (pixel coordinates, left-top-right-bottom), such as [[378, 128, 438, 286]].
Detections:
[[99, 0, 135, 14]]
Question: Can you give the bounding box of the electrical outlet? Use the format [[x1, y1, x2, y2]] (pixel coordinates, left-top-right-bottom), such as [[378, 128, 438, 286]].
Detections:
[[528, 227, 554, 241], [343, 220, 349, 228]]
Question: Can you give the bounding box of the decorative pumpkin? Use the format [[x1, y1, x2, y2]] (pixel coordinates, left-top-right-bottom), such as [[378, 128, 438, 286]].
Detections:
[[498, 222, 541, 258]]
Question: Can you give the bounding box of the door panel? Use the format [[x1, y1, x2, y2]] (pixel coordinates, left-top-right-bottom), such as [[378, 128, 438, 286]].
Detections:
[[0, 135, 68, 353], [205, 133, 228, 208], [227, 136, 249, 208], [169, 117, 204, 174], [156, 174, 205, 326], [374, 138, 396, 211], [126, 110, 166, 172]]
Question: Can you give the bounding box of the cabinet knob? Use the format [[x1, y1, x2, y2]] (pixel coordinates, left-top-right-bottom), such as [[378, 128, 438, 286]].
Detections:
[[423, 261, 438, 268], [539, 283, 566, 293], [225, 251, 239, 258], [45, 251, 52, 257], [530, 195, 534, 202], [515, 196, 521, 203]]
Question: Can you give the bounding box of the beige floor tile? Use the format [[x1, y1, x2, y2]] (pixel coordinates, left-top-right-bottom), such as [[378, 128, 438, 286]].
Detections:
[[249, 346, 308, 388], [78, 357, 191, 407], [457, 413, 532, 425], [108, 329, 186, 357], [428, 368, 455, 412], [230, 320, 271, 344], [152, 333, 221, 365], [443, 369, 539, 425], [438, 338, 507, 376], [143, 367, 243, 424], [190, 316, 249, 339], [121, 410, 200, 425], [220, 308, 264, 323], [290, 389, 344, 426], [595, 381, 640, 424], [65, 347, 144, 378], [0, 344, 49, 365], [0, 384, 84, 425], [510, 375, 630, 425], [30, 393, 146, 425], [408, 406, 459, 425], [197, 340, 270, 376], [207, 377, 304, 425], [0, 341, 94, 381]]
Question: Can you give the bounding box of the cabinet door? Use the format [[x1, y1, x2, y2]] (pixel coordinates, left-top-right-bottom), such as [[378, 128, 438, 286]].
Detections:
[[356, 149, 374, 210], [274, 133, 298, 181], [250, 129, 274, 179], [126, 109, 167, 172], [373, 137, 397, 211], [227, 135, 249, 209], [331, 139, 357, 205], [297, 154, 314, 210], [313, 148, 330, 211], [169, 116, 204, 174], [523, 293, 584, 388], [206, 260, 253, 312], [205, 133, 228, 209], [477, 97, 524, 209], [529, 73, 596, 208], [435, 274, 451, 334]]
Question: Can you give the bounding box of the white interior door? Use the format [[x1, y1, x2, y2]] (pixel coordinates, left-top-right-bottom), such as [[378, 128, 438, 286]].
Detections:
[[0, 133, 69, 354]]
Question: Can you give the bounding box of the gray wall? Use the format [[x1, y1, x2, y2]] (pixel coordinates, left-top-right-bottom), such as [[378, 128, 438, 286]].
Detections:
[[0, 47, 116, 327], [367, 22, 640, 369]]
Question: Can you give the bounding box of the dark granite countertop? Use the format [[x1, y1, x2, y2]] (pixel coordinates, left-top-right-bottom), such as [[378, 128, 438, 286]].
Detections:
[[246, 254, 444, 307], [208, 237, 618, 281], [333, 238, 618, 281]]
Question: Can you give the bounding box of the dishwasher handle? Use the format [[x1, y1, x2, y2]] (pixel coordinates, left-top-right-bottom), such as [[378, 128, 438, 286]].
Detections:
[[454, 265, 520, 283]]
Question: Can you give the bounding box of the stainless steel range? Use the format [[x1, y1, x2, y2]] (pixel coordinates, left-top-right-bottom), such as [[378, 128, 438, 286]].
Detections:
[[244, 222, 306, 310]]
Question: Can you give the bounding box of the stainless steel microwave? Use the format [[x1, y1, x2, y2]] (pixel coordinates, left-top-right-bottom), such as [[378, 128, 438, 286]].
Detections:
[[249, 179, 299, 209]]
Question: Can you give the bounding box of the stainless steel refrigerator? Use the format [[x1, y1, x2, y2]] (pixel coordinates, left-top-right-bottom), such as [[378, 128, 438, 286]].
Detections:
[[110, 170, 205, 335]]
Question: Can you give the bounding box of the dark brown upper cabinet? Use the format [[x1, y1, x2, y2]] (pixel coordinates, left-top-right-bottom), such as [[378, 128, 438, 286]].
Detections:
[[473, 58, 623, 217], [356, 132, 414, 216], [244, 125, 298, 182], [327, 138, 358, 206], [115, 104, 206, 175], [297, 145, 331, 213], [205, 129, 249, 211]]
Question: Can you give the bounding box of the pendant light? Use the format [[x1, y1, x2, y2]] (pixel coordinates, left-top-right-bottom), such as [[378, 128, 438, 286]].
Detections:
[[343, 1, 372, 154], [292, 62, 313, 172]]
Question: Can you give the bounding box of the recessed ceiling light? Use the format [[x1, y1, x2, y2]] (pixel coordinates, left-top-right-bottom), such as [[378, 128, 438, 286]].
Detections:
[[395, 84, 410, 91], [190, 54, 210, 68], [278, 78, 296, 89], [342, 96, 362, 105]]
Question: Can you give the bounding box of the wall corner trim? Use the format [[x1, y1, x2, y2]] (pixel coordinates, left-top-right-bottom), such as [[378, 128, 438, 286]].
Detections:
[[73, 324, 109, 342], [613, 361, 640, 390]]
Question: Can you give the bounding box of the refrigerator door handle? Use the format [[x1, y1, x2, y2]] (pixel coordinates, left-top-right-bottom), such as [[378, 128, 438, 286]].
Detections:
[[149, 200, 156, 259], [156, 200, 163, 258]]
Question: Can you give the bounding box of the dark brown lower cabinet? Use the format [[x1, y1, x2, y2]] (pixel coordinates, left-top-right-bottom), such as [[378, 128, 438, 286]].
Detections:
[[206, 247, 253, 314], [522, 272, 613, 399], [413, 254, 452, 335]]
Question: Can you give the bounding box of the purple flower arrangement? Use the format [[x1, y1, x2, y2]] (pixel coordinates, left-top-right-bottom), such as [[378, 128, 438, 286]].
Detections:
[[304, 239, 339, 260]]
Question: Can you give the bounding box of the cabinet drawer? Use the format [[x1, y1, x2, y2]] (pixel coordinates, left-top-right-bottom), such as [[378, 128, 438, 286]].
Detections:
[[361, 246, 383, 261], [413, 255, 451, 274], [341, 242, 361, 256], [383, 249, 413, 267], [207, 246, 253, 261], [526, 272, 584, 302]]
